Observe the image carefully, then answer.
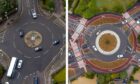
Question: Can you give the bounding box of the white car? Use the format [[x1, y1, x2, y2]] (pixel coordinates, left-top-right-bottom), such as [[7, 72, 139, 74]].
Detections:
[[31, 9, 37, 19], [119, 54, 123, 58], [5, 82, 9, 84], [117, 54, 123, 58], [96, 30, 101, 35], [122, 21, 125, 24], [17, 60, 23, 69], [92, 45, 98, 51], [138, 59, 140, 62]]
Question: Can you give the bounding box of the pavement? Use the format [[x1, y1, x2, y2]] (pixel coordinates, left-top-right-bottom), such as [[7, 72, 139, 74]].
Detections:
[[0, 0, 65, 84]]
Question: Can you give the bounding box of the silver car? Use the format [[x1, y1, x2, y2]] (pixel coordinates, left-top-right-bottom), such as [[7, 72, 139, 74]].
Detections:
[[31, 9, 37, 19], [17, 60, 23, 69]]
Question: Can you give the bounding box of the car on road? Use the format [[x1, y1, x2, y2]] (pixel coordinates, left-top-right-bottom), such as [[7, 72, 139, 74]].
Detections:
[[31, 9, 37, 19], [53, 40, 60, 46], [19, 29, 24, 37], [17, 59, 23, 69], [96, 30, 101, 35], [34, 46, 42, 52], [117, 54, 123, 58], [92, 45, 98, 51], [33, 77, 39, 84], [5, 82, 9, 84]]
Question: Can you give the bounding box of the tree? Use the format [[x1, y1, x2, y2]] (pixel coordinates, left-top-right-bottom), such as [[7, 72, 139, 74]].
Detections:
[[137, 35, 140, 44], [0, 0, 17, 17], [0, 64, 4, 79]]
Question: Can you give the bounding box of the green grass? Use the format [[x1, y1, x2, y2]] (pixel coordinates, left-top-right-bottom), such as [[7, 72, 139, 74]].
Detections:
[[53, 67, 66, 84], [69, 0, 137, 19]]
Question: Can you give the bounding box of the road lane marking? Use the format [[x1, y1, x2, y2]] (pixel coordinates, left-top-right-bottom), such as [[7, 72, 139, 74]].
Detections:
[[24, 55, 31, 59], [34, 56, 40, 58], [17, 49, 23, 54], [17, 72, 21, 79], [43, 50, 49, 55]]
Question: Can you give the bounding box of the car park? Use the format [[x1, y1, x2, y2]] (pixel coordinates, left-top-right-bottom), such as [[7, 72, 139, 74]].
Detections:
[[53, 40, 60, 46], [19, 29, 24, 37], [17, 60, 23, 69], [34, 47, 42, 52], [31, 9, 37, 19]]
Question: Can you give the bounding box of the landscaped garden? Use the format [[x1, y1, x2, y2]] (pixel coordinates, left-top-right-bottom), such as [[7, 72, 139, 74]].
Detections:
[[99, 33, 117, 52], [0, 0, 17, 22], [88, 58, 129, 70], [69, 0, 137, 19], [53, 67, 66, 84]]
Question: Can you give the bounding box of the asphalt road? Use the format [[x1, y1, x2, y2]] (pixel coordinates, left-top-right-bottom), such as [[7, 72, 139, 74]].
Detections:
[[0, 0, 65, 83]]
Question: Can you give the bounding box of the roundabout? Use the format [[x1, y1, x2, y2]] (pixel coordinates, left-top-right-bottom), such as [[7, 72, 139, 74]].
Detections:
[[0, 0, 65, 83], [77, 14, 133, 73]]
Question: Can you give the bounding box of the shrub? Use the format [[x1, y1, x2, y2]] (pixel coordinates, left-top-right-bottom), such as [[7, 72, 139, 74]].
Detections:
[[84, 72, 95, 79]]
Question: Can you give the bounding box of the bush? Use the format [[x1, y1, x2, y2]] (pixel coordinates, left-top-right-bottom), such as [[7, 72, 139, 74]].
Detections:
[[0, 65, 4, 79], [132, 66, 140, 74], [84, 72, 95, 79], [137, 35, 140, 44]]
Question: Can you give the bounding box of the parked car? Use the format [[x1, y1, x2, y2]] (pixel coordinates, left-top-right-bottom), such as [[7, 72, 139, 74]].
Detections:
[[34, 46, 42, 52], [19, 29, 24, 37], [31, 9, 37, 19], [17, 60, 23, 69], [33, 77, 39, 84], [53, 40, 60, 46]]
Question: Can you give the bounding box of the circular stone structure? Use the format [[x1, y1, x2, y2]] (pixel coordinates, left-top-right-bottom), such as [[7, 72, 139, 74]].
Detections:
[[24, 31, 42, 48], [95, 30, 120, 55]]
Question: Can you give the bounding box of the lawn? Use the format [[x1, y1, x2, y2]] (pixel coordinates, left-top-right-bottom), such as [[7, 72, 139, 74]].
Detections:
[[53, 67, 66, 84], [69, 0, 137, 19]]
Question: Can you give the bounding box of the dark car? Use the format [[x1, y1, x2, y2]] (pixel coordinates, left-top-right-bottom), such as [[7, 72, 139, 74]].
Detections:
[[33, 77, 39, 84], [34, 47, 42, 52], [53, 40, 60, 46], [19, 29, 24, 37]]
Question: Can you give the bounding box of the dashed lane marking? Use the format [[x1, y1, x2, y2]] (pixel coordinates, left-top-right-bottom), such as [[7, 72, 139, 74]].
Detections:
[[17, 72, 21, 79], [34, 56, 40, 58]]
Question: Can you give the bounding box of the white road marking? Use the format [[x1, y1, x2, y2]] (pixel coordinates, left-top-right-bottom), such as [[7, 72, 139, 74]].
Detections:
[[24, 56, 31, 59], [43, 50, 49, 55], [17, 49, 23, 54], [34, 56, 40, 58], [17, 72, 20, 79]]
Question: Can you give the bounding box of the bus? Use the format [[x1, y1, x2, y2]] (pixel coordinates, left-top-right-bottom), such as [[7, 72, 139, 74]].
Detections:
[[7, 57, 18, 78]]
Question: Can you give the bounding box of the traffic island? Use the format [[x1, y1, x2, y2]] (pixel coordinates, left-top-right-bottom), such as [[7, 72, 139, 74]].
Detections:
[[0, 50, 10, 69], [24, 31, 42, 48], [95, 30, 120, 55]]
